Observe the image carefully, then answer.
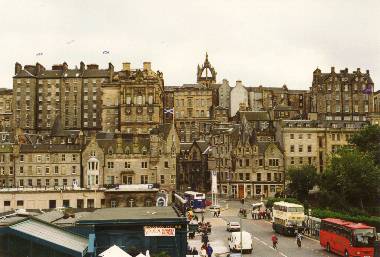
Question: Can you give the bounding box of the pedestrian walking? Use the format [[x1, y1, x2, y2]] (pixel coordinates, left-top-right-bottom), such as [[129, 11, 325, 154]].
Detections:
[[206, 243, 213, 257], [192, 247, 199, 255], [217, 210, 220, 217], [213, 210, 217, 217], [271, 234, 278, 249], [200, 247, 207, 257], [296, 232, 302, 248], [201, 213, 204, 223]]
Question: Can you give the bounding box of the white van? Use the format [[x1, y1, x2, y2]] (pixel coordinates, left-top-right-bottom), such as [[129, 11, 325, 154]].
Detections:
[[228, 231, 253, 254]]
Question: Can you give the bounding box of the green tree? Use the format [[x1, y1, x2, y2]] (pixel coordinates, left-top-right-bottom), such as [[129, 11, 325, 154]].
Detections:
[[320, 148, 380, 210], [286, 165, 319, 203], [350, 124, 380, 165]]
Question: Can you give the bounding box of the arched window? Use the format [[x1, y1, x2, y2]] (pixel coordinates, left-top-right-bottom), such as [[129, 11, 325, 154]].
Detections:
[[108, 146, 113, 155], [126, 95, 131, 105], [142, 146, 147, 155], [125, 146, 130, 155]]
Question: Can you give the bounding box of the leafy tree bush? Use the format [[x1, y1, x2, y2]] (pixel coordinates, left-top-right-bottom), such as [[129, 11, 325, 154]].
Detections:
[[311, 208, 380, 231], [320, 148, 380, 210], [349, 124, 380, 165], [286, 165, 319, 203]]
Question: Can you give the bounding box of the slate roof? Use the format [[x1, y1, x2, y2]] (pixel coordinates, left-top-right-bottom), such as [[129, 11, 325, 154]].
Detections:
[[257, 142, 283, 154], [20, 144, 82, 153], [78, 207, 181, 223], [95, 133, 150, 153], [10, 218, 88, 256], [35, 210, 65, 223], [240, 111, 271, 121], [13, 69, 35, 78], [150, 123, 172, 140]]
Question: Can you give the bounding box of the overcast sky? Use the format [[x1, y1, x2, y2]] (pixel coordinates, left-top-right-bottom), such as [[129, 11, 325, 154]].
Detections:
[[0, 0, 379, 90]]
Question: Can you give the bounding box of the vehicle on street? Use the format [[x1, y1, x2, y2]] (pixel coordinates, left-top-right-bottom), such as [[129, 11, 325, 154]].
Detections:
[[184, 191, 206, 213], [272, 201, 305, 236], [227, 221, 241, 232], [320, 218, 376, 257], [228, 231, 253, 254]]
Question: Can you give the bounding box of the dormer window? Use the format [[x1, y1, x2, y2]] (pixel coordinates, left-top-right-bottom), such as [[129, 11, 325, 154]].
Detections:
[[142, 146, 147, 155], [125, 146, 130, 155], [108, 147, 113, 155]]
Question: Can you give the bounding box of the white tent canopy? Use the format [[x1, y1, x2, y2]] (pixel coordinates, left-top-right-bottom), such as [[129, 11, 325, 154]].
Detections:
[[135, 253, 146, 257], [98, 245, 132, 257]]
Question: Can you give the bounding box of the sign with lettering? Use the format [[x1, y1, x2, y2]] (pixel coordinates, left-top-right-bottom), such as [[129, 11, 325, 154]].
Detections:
[[144, 226, 175, 237]]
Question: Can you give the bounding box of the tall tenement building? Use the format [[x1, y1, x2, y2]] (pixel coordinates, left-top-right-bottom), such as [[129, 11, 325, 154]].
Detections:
[[13, 62, 113, 133], [310, 67, 374, 121]]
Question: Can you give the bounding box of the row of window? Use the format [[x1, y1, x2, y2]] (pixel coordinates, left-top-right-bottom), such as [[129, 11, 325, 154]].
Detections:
[[3, 198, 97, 209], [17, 178, 77, 187], [290, 134, 312, 140], [290, 156, 315, 165], [290, 145, 313, 153], [18, 165, 78, 175], [220, 171, 282, 182], [19, 154, 78, 162]]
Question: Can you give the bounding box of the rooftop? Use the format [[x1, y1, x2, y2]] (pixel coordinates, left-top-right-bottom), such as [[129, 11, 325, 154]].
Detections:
[[78, 207, 183, 225]]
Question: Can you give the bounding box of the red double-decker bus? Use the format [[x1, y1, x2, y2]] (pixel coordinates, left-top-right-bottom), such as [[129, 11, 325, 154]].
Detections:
[[320, 218, 376, 257]]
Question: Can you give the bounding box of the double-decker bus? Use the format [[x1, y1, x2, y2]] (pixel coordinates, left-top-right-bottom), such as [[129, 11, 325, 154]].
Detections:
[[320, 218, 376, 257], [272, 201, 305, 235], [184, 191, 206, 213]]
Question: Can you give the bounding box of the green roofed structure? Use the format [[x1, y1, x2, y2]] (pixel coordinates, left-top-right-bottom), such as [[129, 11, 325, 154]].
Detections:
[[0, 217, 88, 257]]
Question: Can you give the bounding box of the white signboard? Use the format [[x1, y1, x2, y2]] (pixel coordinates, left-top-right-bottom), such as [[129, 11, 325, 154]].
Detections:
[[144, 226, 175, 237], [211, 170, 218, 194]]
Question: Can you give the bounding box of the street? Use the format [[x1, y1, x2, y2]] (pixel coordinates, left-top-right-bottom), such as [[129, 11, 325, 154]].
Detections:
[[188, 200, 340, 257]]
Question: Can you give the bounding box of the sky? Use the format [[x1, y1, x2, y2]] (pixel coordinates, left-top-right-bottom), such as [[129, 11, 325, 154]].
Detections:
[[0, 0, 379, 90]]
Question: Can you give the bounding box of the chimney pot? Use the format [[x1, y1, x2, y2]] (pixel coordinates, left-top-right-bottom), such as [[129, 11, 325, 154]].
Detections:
[[122, 62, 131, 71]]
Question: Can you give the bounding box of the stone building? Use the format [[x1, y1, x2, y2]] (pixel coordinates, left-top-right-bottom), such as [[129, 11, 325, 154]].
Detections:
[[0, 132, 15, 187], [101, 83, 120, 132], [13, 62, 113, 133], [230, 80, 249, 117], [14, 143, 82, 189], [163, 86, 177, 123], [82, 124, 179, 193], [276, 119, 368, 173], [374, 90, 380, 113], [310, 67, 374, 121], [217, 79, 231, 110], [0, 89, 13, 132], [209, 126, 284, 199], [174, 84, 215, 142], [176, 141, 211, 192], [117, 62, 164, 134], [238, 111, 276, 142]]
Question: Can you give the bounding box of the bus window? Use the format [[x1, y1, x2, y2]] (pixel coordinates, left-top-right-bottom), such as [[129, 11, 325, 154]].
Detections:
[[353, 228, 375, 247], [287, 207, 304, 212]]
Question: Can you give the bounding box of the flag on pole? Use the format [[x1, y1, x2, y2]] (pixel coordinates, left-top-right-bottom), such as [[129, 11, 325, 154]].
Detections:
[[362, 86, 372, 94], [164, 108, 174, 114]]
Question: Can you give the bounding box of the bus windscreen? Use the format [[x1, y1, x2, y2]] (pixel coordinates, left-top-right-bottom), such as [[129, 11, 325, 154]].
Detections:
[[353, 228, 376, 247]]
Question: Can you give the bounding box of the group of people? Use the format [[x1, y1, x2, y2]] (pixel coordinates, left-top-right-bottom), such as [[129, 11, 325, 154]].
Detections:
[[271, 232, 303, 250], [212, 209, 220, 217], [251, 208, 272, 220]]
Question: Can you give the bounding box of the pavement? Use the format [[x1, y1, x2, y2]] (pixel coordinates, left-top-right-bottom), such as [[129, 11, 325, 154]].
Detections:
[[187, 200, 340, 257]]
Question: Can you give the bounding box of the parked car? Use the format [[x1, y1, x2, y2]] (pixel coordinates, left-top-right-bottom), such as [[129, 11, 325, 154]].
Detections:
[[228, 231, 253, 254], [227, 221, 241, 232]]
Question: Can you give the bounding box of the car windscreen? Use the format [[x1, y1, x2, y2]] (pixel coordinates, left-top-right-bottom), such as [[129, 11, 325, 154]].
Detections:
[[352, 228, 375, 247]]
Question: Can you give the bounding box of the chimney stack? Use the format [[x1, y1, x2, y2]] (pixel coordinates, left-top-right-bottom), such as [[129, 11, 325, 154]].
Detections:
[[236, 80, 243, 87], [63, 62, 68, 71], [80, 61, 85, 71], [331, 67, 335, 73], [366, 69, 369, 75], [143, 62, 151, 71], [357, 68, 361, 73], [122, 62, 131, 71], [15, 62, 22, 75]]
